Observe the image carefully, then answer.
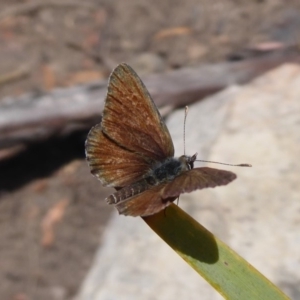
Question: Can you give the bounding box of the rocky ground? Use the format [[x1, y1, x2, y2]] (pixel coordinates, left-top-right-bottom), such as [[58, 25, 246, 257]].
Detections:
[[1, 1, 300, 299]]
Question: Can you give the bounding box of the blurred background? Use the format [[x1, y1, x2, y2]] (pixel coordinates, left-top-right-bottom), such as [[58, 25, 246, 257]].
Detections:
[[1, 1, 300, 299]]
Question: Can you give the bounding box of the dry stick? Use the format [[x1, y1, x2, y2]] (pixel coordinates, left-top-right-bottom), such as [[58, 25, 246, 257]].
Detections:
[[0, 0, 97, 22], [0, 65, 30, 86], [66, 41, 116, 71], [0, 53, 300, 158]]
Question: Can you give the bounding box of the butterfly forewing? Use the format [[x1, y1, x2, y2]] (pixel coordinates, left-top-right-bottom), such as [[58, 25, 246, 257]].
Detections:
[[102, 64, 174, 161], [114, 167, 236, 217], [162, 167, 237, 199], [86, 63, 175, 188]]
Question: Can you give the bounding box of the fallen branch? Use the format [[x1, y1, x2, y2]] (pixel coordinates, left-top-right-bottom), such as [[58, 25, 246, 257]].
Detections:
[[0, 0, 97, 22], [0, 54, 299, 159]]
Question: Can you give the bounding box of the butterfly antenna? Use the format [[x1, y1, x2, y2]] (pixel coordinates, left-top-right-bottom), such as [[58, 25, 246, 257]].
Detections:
[[183, 106, 251, 167], [184, 106, 189, 155], [195, 159, 252, 167]]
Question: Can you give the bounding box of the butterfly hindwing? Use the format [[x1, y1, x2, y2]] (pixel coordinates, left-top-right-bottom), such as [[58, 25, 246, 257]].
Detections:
[[115, 184, 176, 217], [86, 124, 151, 187]]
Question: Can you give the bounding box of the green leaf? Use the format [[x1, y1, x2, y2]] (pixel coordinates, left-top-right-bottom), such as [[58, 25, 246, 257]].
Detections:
[[143, 204, 290, 300]]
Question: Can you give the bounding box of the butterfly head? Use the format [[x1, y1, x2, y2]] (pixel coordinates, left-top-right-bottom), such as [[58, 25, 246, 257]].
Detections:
[[178, 153, 197, 170]]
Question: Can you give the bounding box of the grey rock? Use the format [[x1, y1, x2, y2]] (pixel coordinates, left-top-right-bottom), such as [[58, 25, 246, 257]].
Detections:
[[76, 63, 300, 300]]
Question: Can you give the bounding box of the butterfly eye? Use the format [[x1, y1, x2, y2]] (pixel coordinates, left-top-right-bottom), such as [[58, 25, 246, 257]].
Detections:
[[187, 153, 197, 170], [188, 160, 194, 170]]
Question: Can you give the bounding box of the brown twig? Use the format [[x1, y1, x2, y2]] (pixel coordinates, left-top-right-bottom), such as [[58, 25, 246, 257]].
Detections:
[[66, 40, 116, 71], [0, 65, 30, 86], [0, 0, 97, 22]]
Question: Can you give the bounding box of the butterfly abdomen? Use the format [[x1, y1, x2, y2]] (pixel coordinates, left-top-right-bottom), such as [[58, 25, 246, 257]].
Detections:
[[106, 157, 189, 205], [106, 181, 149, 204]]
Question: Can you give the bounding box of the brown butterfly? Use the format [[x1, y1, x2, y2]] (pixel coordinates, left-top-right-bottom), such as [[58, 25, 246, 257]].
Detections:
[[85, 63, 238, 217]]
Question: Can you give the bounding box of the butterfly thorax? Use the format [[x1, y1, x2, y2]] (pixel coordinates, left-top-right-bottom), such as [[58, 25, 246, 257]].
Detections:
[[106, 154, 197, 205], [145, 156, 193, 185]]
